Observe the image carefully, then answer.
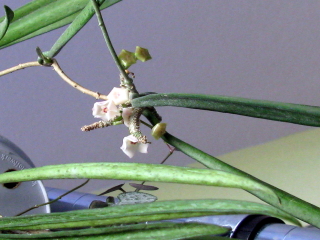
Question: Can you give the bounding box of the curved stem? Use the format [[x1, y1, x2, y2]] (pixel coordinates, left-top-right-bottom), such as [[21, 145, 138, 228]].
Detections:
[[166, 132, 320, 227], [133, 93, 320, 127], [0, 61, 41, 77], [0, 163, 276, 198], [142, 109, 320, 227], [51, 59, 108, 100], [45, 0, 107, 58]]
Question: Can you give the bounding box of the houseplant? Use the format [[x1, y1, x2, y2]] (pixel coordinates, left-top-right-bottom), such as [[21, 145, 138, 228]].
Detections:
[[0, 0, 319, 238]]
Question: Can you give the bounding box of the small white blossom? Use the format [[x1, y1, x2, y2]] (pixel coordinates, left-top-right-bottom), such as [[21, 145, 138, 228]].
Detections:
[[108, 87, 129, 105], [120, 135, 149, 158], [122, 107, 134, 127], [92, 100, 119, 121]]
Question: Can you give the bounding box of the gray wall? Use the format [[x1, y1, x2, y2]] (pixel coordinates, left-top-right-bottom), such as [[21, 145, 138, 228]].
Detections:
[[1, 1, 318, 192]]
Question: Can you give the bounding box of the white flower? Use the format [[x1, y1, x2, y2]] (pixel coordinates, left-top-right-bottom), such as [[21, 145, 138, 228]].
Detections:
[[107, 87, 129, 105], [92, 100, 119, 121], [120, 135, 149, 158], [122, 107, 134, 127]]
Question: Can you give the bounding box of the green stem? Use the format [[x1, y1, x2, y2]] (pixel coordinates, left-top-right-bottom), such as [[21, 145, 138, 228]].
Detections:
[[45, 0, 106, 58], [142, 109, 320, 227], [91, 0, 138, 96], [0, 222, 230, 239], [133, 93, 320, 127], [0, 163, 276, 198], [0, 199, 298, 230]]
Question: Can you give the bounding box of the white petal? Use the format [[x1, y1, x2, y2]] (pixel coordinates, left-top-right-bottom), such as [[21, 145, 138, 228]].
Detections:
[[92, 101, 109, 121], [122, 108, 134, 127], [108, 87, 129, 105], [92, 100, 119, 121], [120, 135, 139, 158], [138, 143, 149, 154], [106, 100, 120, 120]]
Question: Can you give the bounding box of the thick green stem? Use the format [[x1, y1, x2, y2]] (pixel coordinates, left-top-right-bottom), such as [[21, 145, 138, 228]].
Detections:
[[133, 93, 320, 127], [0, 163, 276, 199], [0, 222, 230, 239], [142, 109, 320, 227], [166, 133, 320, 227], [45, 0, 106, 58], [0, 199, 298, 230]]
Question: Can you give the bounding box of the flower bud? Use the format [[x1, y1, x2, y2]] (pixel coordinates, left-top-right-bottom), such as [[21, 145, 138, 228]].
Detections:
[[135, 46, 152, 62], [118, 49, 137, 69], [151, 123, 167, 140]]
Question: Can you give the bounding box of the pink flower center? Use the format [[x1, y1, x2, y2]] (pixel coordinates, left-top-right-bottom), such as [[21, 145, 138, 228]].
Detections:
[[102, 107, 108, 113], [130, 141, 138, 145], [113, 92, 120, 98]]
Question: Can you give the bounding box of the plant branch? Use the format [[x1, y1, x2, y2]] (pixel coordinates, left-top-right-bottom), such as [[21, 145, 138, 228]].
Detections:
[[0, 61, 41, 77], [0, 59, 108, 100], [51, 59, 108, 100]]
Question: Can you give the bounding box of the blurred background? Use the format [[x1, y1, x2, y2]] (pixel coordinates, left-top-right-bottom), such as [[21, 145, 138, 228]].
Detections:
[[0, 1, 319, 193]]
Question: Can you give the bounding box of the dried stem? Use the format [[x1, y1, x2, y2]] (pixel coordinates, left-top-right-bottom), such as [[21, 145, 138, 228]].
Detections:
[[81, 120, 110, 132], [0, 61, 41, 77], [81, 119, 124, 132], [51, 59, 108, 100], [1, 59, 109, 101]]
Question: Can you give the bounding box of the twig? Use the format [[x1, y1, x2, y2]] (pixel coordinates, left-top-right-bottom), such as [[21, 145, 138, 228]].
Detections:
[[51, 59, 108, 100], [15, 179, 90, 216], [0, 59, 108, 100], [0, 61, 41, 77]]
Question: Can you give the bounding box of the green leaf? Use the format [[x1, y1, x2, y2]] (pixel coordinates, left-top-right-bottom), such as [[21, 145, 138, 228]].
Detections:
[[0, 222, 230, 239], [0, 199, 299, 231], [132, 93, 320, 127], [0, 0, 121, 49], [43, 0, 106, 59], [0, 162, 279, 204], [1, 11, 77, 48], [0, 6, 14, 40]]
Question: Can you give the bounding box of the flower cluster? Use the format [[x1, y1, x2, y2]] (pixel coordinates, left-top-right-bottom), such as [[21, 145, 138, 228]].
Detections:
[[92, 87, 149, 158]]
